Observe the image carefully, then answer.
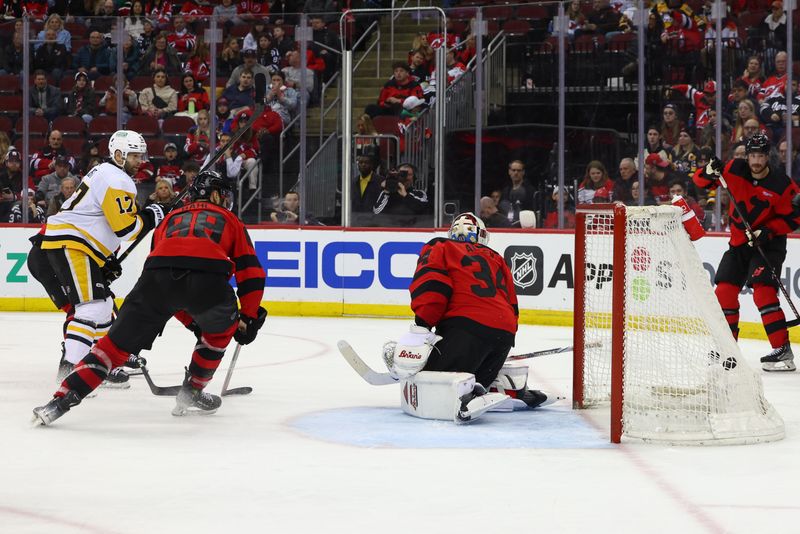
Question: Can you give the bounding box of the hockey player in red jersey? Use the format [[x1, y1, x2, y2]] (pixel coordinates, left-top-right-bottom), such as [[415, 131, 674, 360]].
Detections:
[[383, 213, 554, 423], [33, 171, 267, 425], [693, 133, 800, 371]]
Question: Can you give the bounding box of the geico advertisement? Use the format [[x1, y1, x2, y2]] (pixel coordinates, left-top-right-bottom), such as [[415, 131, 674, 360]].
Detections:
[[1, 226, 799, 323]]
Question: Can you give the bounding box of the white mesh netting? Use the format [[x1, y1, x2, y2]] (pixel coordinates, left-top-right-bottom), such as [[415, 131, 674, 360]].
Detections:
[[578, 205, 784, 445]]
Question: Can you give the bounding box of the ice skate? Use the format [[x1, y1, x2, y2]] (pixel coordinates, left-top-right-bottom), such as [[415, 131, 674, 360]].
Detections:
[[455, 384, 510, 424], [172, 373, 221, 416], [99, 367, 131, 389], [519, 388, 563, 409], [32, 390, 81, 426], [761, 343, 796, 372]]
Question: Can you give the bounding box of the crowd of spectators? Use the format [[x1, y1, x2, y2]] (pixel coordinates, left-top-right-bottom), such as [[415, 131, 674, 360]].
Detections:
[[0, 0, 354, 223]]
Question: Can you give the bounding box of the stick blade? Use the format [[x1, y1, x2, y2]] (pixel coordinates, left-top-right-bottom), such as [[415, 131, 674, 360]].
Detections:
[[222, 386, 253, 396], [337, 340, 398, 386]]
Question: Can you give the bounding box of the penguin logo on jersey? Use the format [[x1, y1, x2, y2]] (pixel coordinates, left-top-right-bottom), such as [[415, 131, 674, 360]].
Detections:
[[505, 246, 544, 295]]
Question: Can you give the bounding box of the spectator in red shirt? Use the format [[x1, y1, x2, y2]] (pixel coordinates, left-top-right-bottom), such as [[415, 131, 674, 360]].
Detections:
[[577, 160, 613, 204], [149, 0, 173, 30], [759, 51, 787, 102], [176, 72, 210, 117], [238, 0, 269, 22], [167, 14, 196, 61], [365, 61, 424, 118], [740, 55, 763, 98]]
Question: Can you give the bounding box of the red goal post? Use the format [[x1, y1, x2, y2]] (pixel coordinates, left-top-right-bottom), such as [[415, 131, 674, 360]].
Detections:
[[572, 203, 784, 445]]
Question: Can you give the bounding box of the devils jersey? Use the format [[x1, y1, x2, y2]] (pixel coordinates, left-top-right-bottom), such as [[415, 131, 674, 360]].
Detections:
[[145, 201, 265, 317], [409, 238, 518, 336], [693, 158, 800, 246]]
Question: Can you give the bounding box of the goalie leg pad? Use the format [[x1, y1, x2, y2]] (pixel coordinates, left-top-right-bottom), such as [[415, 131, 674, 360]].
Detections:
[[399, 371, 510, 422], [490, 363, 529, 393]]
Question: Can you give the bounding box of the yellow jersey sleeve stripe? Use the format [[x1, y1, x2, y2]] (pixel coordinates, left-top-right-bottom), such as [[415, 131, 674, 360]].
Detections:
[[102, 187, 140, 234]]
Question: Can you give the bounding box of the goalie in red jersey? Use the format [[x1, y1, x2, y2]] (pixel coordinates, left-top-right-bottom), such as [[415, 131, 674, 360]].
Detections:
[[693, 134, 800, 372], [33, 171, 267, 426], [382, 213, 555, 423]]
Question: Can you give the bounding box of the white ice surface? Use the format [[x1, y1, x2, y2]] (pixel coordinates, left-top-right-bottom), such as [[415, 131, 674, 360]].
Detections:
[[2, 313, 800, 534]]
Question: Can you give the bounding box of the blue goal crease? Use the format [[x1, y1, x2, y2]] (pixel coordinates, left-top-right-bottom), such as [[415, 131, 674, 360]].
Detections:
[[289, 406, 612, 449]]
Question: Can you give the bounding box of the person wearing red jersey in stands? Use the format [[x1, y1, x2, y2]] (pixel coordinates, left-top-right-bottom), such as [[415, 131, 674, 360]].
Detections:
[[577, 160, 613, 204], [33, 170, 267, 425], [364, 61, 424, 118], [694, 133, 800, 372]]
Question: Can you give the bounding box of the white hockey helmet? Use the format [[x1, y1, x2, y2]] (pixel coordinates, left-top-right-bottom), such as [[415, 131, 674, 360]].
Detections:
[[448, 212, 489, 245], [108, 130, 147, 163]]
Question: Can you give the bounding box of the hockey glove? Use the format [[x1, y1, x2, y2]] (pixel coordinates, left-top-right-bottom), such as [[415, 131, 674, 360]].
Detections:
[[704, 157, 723, 179], [101, 254, 123, 282], [140, 203, 173, 231], [234, 306, 268, 345], [745, 227, 771, 248]]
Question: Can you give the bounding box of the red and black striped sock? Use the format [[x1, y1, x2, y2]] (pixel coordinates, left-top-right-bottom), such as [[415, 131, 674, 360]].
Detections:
[[715, 281, 741, 340], [753, 283, 788, 348]]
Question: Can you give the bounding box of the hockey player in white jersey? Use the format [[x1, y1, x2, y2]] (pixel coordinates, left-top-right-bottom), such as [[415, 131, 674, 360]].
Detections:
[[26, 130, 171, 384]]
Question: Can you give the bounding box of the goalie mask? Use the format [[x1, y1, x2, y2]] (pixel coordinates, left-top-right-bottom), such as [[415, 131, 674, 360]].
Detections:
[[190, 170, 235, 210], [448, 212, 489, 245]]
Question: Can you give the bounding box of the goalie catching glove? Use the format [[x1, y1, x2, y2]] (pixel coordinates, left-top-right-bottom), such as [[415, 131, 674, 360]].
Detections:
[[382, 324, 442, 379], [234, 306, 268, 345]]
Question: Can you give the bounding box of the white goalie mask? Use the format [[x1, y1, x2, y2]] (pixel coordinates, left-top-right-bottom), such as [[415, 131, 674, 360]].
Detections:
[[448, 212, 489, 245]]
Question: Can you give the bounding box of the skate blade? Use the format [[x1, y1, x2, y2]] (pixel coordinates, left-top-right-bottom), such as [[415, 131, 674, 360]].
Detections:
[[123, 369, 143, 376], [30, 412, 48, 427], [171, 406, 218, 417], [99, 381, 131, 390], [763, 361, 797, 372]]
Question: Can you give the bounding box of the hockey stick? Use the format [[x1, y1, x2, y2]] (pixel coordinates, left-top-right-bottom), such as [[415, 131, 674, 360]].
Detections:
[[717, 174, 800, 328], [337, 340, 398, 386], [118, 72, 269, 264], [220, 343, 253, 396], [139, 363, 181, 396], [506, 341, 602, 361]]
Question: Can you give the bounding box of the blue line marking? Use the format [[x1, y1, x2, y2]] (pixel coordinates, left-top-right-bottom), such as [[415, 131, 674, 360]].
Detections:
[[290, 406, 612, 449]]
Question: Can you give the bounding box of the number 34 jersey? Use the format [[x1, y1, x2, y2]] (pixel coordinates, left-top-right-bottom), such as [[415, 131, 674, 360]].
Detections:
[[409, 238, 519, 335], [41, 162, 145, 267], [145, 201, 266, 317]]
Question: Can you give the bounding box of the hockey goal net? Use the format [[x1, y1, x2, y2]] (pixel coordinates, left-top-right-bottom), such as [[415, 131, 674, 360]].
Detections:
[[573, 204, 784, 445]]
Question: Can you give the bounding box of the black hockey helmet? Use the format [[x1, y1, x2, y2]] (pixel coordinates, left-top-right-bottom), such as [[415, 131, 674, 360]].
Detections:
[[745, 133, 770, 155], [190, 170, 235, 210]]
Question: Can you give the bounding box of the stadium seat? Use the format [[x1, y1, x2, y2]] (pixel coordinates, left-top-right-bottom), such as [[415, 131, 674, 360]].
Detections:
[[96, 137, 110, 156], [483, 5, 513, 21], [64, 21, 88, 38], [125, 115, 160, 137], [52, 116, 87, 137], [447, 7, 477, 21], [516, 5, 549, 20], [93, 75, 115, 93], [502, 20, 531, 38], [17, 116, 49, 136], [161, 115, 196, 136], [61, 137, 85, 157], [0, 74, 20, 94], [130, 75, 153, 93], [373, 115, 401, 136], [147, 137, 169, 156], [88, 116, 118, 138], [0, 115, 11, 134], [59, 77, 75, 93], [607, 32, 636, 52]]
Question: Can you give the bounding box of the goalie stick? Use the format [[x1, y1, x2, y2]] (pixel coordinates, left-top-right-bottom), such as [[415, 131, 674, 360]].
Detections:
[[337, 340, 398, 386], [118, 72, 269, 263], [506, 341, 601, 361], [337, 339, 592, 386]]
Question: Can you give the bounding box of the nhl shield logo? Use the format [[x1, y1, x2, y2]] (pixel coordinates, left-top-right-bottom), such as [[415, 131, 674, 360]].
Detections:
[[511, 252, 537, 289]]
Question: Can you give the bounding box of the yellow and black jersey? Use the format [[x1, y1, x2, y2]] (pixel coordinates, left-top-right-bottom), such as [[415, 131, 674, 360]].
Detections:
[[41, 162, 144, 266]]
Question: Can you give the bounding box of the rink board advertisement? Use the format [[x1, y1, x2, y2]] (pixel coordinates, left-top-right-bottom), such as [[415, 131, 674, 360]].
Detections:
[[2, 225, 800, 339]]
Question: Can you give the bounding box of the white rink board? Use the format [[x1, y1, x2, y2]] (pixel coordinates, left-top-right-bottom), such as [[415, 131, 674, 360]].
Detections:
[[2, 226, 800, 323]]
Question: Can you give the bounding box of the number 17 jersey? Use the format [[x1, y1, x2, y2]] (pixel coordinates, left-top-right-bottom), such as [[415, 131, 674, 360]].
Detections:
[[409, 237, 518, 335]]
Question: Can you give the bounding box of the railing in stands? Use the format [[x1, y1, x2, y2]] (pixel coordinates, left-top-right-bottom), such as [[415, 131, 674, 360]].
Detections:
[[297, 132, 339, 220], [237, 163, 262, 223]]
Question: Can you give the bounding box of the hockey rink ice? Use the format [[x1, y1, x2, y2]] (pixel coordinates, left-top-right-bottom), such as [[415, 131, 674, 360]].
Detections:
[[3, 312, 800, 534]]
